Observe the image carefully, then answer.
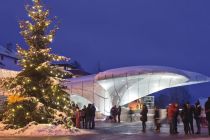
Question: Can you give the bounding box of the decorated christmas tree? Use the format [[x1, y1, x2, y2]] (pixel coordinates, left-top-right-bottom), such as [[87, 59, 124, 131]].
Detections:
[[1, 0, 73, 128]]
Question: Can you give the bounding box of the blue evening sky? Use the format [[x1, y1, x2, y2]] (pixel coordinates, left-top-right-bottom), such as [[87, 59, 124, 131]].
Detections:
[[0, 0, 210, 76]]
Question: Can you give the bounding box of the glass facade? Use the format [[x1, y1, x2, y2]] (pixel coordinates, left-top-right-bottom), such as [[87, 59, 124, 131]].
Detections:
[[63, 66, 210, 115]]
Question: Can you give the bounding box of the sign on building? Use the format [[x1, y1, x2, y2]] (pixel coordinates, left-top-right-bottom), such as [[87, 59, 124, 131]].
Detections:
[[141, 96, 154, 109]]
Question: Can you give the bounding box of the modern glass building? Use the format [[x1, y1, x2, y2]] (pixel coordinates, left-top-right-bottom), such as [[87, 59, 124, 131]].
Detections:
[[0, 66, 209, 115], [63, 66, 210, 115]]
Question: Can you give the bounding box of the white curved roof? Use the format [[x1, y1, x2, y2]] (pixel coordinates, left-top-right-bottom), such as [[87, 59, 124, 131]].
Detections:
[[69, 66, 209, 83], [96, 66, 209, 81], [64, 66, 210, 115]]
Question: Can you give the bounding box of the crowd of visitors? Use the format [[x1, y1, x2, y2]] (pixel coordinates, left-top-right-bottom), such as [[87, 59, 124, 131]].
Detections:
[[166, 97, 210, 135], [137, 97, 210, 135], [71, 103, 96, 129], [70, 97, 210, 136]]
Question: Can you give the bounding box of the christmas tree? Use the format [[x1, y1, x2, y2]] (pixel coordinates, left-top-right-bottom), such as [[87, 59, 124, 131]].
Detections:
[[1, 0, 73, 128]]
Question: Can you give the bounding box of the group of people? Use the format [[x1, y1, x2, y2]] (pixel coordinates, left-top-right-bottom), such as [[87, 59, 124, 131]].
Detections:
[[167, 97, 210, 135], [110, 104, 149, 132], [71, 103, 96, 129], [109, 105, 121, 123], [71, 97, 210, 136], [126, 97, 210, 135]]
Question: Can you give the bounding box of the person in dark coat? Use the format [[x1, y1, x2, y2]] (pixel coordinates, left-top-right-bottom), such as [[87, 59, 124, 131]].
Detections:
[[154, 106, 161, 132], [90, 104, 96, 129], [188, 103, 195, 134], [173, 103, 179, 134], [86, 104, 92, 129], [140, 104, 148, 132], [194, 100, 202, 134], [205, 97, 210, 136], [117, 106, 121, 123], [81, 105, 87, 129], [111, 105, 118, 123], [181, 103, 190, 135]]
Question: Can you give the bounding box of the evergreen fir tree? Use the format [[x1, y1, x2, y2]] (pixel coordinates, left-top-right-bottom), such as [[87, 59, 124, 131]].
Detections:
[[1, 0, 73, 128]]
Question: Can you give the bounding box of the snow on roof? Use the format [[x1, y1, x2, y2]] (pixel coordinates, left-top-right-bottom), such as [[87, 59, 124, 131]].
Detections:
[[66, 74, 96, 83], [95, 66, 210, 81], [67, 66, 210, 83], [0, 45, 17, 59]]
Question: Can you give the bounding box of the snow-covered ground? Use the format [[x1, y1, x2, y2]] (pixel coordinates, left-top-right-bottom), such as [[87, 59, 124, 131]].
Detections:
[[0, 122, 95, 136]]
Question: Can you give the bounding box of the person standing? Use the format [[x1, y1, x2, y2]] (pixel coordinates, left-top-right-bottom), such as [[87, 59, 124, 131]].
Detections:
[[81, 105, 87, 129], [86, 104, 92, 129], [181, 103, 190, 135], [167, 104, 175, 134], [75, 108, 81, 128], [188, 103, 195, 134], [140, 104, 148, 132], [205, 97, 210, 136], [128, 107, 134, 122], [90, 104, 96, 129], [154, 106, 161, 132], [173, 103, 179, 134], [201, 108, 207, 127], [194, 100, 201, 134], [111, 105, 117, 123], [117, 105, 121, 123]]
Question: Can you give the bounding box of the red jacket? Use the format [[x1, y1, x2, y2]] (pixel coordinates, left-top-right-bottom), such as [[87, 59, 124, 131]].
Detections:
[[167, 104, 175, 121]]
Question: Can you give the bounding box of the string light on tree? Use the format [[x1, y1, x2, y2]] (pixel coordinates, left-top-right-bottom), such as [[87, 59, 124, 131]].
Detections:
[[1, 0, 73, 128]]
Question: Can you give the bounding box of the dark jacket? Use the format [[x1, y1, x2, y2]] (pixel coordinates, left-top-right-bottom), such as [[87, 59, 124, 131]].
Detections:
[[188, 105, 194, 120], [141, 106, 148, 122], [90, 105, 96, 117], [111, 106, 118, 116], [194, 104, 201, 119], [86, 104, 92, 119], [181, 104, 189, 122], [154, 109, 160, 120], [118, 106, 121, 115], [205, 99, 210, 121]]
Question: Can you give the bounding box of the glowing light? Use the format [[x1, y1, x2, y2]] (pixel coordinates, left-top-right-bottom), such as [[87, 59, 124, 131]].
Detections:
[[48, 35, 53, 42]]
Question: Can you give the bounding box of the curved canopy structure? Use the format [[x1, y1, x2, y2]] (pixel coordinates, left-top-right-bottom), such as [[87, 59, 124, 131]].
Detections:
[[63, 66, 210, 115], [0, 66, 209, 115]]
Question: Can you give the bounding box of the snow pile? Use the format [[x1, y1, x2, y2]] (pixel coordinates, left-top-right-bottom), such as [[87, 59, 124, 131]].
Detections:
[[0, 68, 18, 78], [17, 124, 78, 136], [0, 122, 94, 136]]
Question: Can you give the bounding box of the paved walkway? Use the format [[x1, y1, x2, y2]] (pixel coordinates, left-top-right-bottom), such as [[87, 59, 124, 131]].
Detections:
[[69, 121, 210, 140], [1, 121, 210, 140]]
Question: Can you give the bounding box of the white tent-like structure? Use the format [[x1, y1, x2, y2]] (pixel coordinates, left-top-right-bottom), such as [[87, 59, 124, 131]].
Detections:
[[63, 66, 210, 115], [0, 66, 209, 115]]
